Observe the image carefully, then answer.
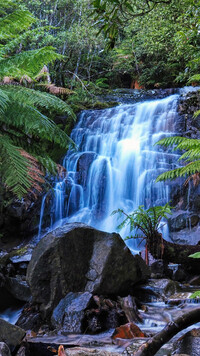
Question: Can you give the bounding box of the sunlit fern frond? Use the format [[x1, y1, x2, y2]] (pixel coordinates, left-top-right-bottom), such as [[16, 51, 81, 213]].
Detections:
[[156, 136, 200, 150], [156, 162, 200, 182], [2, 85, 76, 119], [0, 47, 63, 79], [0, 9, 35, 41], [193, 110, 200, 119], [188, 74, 200, 84], [180, 148, 200, 162]]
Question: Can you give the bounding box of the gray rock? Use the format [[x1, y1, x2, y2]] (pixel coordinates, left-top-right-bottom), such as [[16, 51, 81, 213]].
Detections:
[[147, 278, 181, 298], [51, 292, 92, 332], [0, 343, 11, 356], [27, 223, 150, 316], [169, 211, 199, 232], [172, 328, 200, 356], [64, 347, 122, 355], [0, 319, 25, 351], [77, 152, 97, 187], [5, 277, 31, 302]]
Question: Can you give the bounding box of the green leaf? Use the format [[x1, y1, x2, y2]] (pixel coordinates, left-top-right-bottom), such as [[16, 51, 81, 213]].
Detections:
[[190, 291, 200, 299], [189, 252, 200, 259]]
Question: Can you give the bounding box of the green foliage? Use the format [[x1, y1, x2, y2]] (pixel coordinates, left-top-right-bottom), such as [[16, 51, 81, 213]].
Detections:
[[156, 136, 200, 181], [0, 1, 63, 80], [0, 47, 63, 79], [0, 85, 75, 198], [112, 203, 172, 240], [0, 135, 32, 197], [0, 9, 35, 40], [91, 0, 172, 49], [190, 291, 200, 299], [91, 0, 200, 87], [189, 252, 200, 259], [0, 1, 76, 198]]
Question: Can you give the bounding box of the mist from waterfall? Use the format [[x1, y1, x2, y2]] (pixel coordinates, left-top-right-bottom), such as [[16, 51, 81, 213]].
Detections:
[[38, 94, 180, 251]]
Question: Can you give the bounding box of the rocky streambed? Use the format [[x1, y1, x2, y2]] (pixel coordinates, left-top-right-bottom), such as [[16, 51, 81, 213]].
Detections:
[[0, 223, 200, 356]]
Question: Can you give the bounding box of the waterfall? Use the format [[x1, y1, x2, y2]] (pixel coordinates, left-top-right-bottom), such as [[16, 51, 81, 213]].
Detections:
[[38, 93, 180, 251]]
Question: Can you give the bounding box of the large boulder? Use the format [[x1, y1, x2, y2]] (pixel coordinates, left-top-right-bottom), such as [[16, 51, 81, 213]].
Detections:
[[0, 319, 25, 351], [27, 223, 150, 316]]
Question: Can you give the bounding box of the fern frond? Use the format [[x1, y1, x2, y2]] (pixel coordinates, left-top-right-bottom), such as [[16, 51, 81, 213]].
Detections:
[[1, 97, 75, 150], [156, 168, 182, 181], [0, 135, 46, 198], [3, 86, 76, 119], [156, 162, 200, 181], [180, 147, 200, 161], [0, 10, 35, 41], [0, 135, 31, 197], [156, 136, 200, 150], [0, 47, 63, 79], [0, 26, 55, 57], [188, 74, 200, 84], [0, 88, 9, 114], [37, 156, 59, 176], [112, 204, 172, 240], [193, 110, 200, 119], [184, 173, 200, 187]]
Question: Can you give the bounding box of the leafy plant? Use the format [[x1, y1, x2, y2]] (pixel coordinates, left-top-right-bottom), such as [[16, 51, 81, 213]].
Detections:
[[156, 136, 200, 183], [0, 1, 76, 198], [112, 203, 172, 243], [0, 86, 75, 198], [189, 252, 200, 259]]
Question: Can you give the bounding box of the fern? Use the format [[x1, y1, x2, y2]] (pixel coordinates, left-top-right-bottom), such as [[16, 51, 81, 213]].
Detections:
[[0, 9, 35, 40], [0, 47, 63, 79], [112, 203, 172, 240], [156, 136, 200, 182], [3, 86, 76, 118], [188, 74, 200, 84], [0, 135, 33, 197], [193, 110, 200, 119], [0, 88, 9, 114], [0, 2, 76, 198]]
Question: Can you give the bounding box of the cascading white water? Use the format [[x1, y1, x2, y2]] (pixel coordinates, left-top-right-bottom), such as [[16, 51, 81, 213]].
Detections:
[[38, 94, 180, 251]]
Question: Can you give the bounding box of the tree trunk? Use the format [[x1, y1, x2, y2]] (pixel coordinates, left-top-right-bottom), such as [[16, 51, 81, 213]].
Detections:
[[134, 307, 200, 356], [147, 232, 200, 272]]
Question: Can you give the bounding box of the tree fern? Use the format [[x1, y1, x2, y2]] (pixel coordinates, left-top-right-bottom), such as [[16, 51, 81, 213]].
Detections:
[[112, 203, 172, 241], [156, 136, 200, 182], [0, 1, 76, 198]]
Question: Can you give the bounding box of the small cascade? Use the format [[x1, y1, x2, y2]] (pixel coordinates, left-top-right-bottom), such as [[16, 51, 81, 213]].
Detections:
[[38, 93, 181, 251], [0, 307, 23, 325]]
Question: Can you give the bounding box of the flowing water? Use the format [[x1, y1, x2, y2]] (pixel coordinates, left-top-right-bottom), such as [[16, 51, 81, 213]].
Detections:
[[38, 93, 181, 251]]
